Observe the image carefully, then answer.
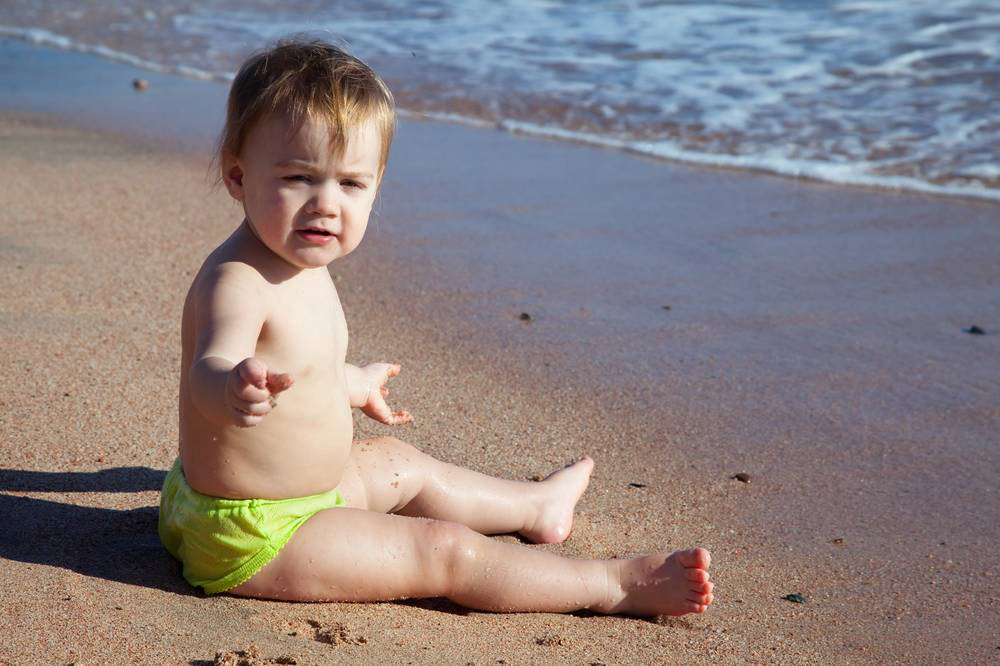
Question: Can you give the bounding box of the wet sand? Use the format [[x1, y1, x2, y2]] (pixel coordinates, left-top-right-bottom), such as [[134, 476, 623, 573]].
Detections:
[[1, 41, 999, 664]]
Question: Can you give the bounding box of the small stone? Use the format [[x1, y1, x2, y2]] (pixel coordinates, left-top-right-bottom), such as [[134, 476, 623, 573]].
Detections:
[[782, 593, 807, 603], [964, 325, 985, 335], [730, 472, 750, 483], [132, 78, 148, 90], [311, 620, 366, 645], [831, 537, 844, 545], [535, 635, 566, 646], [213, 651, 238, 666], [519, 312, 533, 322], [662, 305, 672, 311], [628, 482, 646, 488]]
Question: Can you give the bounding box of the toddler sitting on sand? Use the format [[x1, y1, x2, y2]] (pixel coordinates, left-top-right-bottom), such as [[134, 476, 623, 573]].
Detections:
[[158, 38, 713, 615]]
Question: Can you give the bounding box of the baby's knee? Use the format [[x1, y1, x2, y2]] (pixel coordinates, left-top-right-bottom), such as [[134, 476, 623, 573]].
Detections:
[[416, 520, 481, 588], [371, 435, 420, 458]]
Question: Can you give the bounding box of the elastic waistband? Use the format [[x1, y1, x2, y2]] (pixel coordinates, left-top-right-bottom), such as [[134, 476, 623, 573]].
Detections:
[[167, 458, 343, 510]]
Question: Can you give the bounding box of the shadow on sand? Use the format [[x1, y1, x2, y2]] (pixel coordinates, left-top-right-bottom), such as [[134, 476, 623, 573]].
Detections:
[[0, 466, 192, 595]]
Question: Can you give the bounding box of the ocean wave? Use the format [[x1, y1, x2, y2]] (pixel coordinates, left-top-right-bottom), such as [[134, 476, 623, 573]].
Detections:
[[0, 25, 227, 82], [1, 4, 997, 205]]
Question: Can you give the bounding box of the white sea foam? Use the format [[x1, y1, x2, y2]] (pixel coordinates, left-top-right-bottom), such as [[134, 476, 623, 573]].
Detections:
[[0, 25, 227, 82], [0, 0, 996, 202], [497, 118, 1000, 202]]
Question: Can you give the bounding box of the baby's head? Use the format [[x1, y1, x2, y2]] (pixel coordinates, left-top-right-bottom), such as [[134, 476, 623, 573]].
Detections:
[[219, 38, 395, 178]]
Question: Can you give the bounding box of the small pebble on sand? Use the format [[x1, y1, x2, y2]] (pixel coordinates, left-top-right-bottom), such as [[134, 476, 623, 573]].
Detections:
[[535, 634, 566, 646], [731, 472, 750, 483], [964, 325, 985, 335], [132, 78, 148, 90]]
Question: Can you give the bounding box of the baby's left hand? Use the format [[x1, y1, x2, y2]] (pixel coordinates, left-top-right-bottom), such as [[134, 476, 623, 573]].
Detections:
[[358, 363, 413, 426]]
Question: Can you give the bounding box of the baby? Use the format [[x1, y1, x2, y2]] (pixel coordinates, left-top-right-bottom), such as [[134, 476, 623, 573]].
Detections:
[[158, 38, 713, 615]]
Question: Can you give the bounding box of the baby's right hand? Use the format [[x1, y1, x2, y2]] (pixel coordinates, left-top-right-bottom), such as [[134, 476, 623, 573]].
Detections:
[[226, 357, 294, 427]]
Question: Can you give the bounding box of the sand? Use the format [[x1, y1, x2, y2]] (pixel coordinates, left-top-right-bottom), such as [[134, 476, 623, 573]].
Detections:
[[1, 46, 999, 664]]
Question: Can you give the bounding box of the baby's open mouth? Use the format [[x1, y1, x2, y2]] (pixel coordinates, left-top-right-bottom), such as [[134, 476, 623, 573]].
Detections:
[[299, 228, 333, 237]]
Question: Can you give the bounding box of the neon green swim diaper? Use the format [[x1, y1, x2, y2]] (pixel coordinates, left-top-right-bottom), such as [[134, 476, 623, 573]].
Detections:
[[158, 458, 345, 595]]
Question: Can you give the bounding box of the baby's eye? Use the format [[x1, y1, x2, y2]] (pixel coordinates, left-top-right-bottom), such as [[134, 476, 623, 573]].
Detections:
[[341, 179, 364, 189], [283, 174, 312, 183]]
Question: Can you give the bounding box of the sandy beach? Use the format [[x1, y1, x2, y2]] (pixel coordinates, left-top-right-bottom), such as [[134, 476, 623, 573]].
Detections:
[[1, 41, 999, 665]]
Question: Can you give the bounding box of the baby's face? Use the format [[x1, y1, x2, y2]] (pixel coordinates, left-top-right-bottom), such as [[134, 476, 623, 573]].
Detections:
[[224, 113, 382, 270]]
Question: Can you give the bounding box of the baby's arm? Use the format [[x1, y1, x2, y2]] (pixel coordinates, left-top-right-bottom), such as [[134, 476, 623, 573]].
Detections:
[[189, 264, 293, 427], [345, 362, 413, 425]]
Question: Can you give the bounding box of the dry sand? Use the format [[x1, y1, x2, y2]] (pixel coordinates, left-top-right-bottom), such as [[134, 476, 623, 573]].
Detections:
[[0, 96, 998, 665]]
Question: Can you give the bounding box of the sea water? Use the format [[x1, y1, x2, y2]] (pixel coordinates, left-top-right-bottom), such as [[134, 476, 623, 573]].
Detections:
[[1, 0, 997, 201]]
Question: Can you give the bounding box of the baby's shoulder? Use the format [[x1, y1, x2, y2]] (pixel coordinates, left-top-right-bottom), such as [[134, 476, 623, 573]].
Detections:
[[190, 255, 274, 310], [201, 254, 267, 285]]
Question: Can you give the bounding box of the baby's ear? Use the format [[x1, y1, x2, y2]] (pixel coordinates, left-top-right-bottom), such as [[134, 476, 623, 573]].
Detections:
[[220, 151, 245, 201]]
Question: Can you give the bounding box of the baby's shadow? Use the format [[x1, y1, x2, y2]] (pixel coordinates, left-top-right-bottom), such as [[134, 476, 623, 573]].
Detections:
[[0, 466, 167, 493], [0, 466, 191, 595]]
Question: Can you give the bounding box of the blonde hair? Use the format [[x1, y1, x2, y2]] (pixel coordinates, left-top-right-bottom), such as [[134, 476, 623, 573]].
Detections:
[[219, 38, 395, 176]]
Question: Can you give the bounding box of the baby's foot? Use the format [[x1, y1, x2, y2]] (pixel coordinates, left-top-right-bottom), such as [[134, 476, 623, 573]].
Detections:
[[520, 456, 594, 544], [597, 548, 714, 616]]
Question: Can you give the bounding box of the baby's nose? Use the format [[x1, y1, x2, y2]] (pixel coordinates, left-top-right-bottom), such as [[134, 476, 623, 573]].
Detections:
[[308, 182, 342, 217]]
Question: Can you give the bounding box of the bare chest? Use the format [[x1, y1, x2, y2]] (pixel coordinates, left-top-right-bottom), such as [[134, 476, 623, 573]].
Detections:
[[256, 276, 347, 376]]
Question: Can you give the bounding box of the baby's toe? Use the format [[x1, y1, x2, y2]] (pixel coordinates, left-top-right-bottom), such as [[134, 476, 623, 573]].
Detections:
[[677, 547, 711, 570], [681, 600, 707, 613], [690, 581, 712, 594], [685, 568, 709, 583]]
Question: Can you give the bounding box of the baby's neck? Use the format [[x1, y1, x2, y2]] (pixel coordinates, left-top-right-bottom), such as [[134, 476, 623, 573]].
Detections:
[[230, 220, 321, 284]]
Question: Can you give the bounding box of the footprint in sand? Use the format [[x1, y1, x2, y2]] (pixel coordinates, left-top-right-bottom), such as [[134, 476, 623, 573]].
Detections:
[[282, 618, 368, 646]]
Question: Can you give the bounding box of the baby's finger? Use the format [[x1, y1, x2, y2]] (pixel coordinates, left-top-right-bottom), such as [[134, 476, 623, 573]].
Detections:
[[232, 404, 274, 427], [389, 410, 413, 425], [231, 379, 272, 404], [385, 364, 401, 379], [232, 412, 263, 428], [229, 400, 272, 427], [231, 397, 273, 418], [237, 358, 269, 389], [267, 371, 294, 395]]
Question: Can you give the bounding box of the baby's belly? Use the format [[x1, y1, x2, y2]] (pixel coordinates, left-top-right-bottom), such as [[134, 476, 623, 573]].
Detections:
[[181, 389, 354, 500]]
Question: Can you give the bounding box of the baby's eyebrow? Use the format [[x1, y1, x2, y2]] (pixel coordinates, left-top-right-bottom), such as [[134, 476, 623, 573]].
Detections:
[[275, 159, 374, 180], [275, 158, 317, 168], [338, 170, 376, 181]]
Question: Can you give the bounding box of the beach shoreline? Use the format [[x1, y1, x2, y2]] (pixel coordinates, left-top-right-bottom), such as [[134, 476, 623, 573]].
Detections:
[[1, 42, 998, 664]]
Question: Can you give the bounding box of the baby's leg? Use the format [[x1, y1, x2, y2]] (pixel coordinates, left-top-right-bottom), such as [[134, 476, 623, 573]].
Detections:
[[229, 507, 714, 615], [336, 436, 593, 543]]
